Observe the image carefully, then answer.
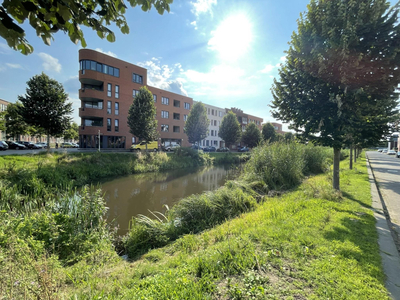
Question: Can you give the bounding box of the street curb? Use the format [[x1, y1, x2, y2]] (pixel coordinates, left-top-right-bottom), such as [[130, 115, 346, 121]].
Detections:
[[366, 154, 400, 300]]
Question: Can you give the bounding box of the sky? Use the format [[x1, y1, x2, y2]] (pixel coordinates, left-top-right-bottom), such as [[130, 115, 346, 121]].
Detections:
[[0, 0, 398, 131]]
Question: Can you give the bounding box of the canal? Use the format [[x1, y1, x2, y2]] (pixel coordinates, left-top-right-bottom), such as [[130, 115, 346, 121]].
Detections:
[[101, 165, 237, 235]]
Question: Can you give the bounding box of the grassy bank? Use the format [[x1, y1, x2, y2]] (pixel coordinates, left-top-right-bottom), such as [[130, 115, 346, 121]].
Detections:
[[53, 153, 386, 299], [2, 143, 385, 299]]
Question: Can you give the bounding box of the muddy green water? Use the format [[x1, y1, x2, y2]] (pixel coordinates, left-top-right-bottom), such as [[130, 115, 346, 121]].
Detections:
[[101, 166, 236, 235]]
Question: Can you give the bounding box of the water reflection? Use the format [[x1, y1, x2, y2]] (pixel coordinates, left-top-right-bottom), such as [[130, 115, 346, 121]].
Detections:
[[101, 166, 235, 235]]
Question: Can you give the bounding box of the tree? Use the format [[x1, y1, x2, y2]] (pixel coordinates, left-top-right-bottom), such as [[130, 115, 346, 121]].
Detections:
[[0, 111, 5, 132], [127, 86, 158, 151], [271, 0, 400, 190], [64, 122, 79, 141], [219, 111, 241, 148], [284, 132, 294, 142], [241, 123, 261, 148], [4, 102, 29, 140], [262, 123, 276, 142], [19, 73, 73, 151], [0, 0, 173, 55], [184, 102, 209, 149]]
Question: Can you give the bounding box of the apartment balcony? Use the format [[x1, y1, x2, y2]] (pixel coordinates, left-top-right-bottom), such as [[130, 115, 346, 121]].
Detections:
[[79, 107, 105, 118], [79, 125, 104, 136], [79, 69, 104, 86], [79, 88, 104, 101]]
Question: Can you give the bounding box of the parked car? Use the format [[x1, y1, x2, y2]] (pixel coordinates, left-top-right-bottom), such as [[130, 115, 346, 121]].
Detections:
[[387, 150, 396, 155], [0, 141, 8, 150], [61, 142, 75, 148], [18, 141, 41, 149], [377, 148, 384, 152], [33, 143, 44, 149], [238, 147, 250, 152], [5, 141, 27, 150], [203, 146, 216, 152], [131, 140, 159, 152], [382, 149, 388, 154], [71, 143, 79, 148], [37, 142, 48, 148], [216, 147, 230, 152], [191, 145, 203, 150], [163, 144, 180, 152]]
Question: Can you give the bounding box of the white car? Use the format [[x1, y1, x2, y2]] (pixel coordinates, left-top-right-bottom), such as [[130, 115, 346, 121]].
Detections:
[[387, 150, 396, 155], [164, 144, 180, 152]]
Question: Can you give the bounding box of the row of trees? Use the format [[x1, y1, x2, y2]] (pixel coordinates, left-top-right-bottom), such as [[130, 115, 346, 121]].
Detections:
[[125, 88, 291, 151], [271, 0, 400, 190], [1, 73, 77, 147]]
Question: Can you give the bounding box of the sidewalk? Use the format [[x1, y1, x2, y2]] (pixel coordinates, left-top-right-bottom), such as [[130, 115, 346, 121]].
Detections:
[[366, 152, 400, 300]]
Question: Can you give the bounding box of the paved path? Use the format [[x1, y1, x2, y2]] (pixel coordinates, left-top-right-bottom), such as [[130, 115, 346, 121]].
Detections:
[[366, 151, 400, 299]]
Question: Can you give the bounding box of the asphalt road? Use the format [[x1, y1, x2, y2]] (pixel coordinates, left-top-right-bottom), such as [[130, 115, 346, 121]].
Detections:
[[367, 151, 400, 242]]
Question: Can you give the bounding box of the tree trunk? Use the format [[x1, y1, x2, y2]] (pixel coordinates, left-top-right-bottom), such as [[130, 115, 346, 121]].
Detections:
[[333, 148, 340, 191], [47, 133, 50, 153], [349, 145, 353, 170], [354, 148, 357, 163]]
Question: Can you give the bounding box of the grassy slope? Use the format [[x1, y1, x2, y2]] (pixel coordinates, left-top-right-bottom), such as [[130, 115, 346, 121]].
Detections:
[[62, 155, 388, 299]]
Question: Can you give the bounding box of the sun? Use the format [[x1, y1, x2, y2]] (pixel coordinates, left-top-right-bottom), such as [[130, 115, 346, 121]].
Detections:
[[208, 14, 253, 61]]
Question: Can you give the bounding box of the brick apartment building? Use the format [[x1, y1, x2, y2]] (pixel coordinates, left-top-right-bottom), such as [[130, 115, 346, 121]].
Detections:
[[78, 49, 193, 149], [270, 122, 286, 134]]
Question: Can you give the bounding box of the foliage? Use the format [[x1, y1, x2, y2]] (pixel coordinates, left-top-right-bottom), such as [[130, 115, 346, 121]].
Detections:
[[0, 0, 173, 55], [241, 122, 261, 148], [18, 73, 73, 149], [61, 155, 388, 300], [127, 86, 158, 149], [184, 102, 209, 145], [219, 111, 241, 148], [261, 122, 276, 142], [4, 101, 29, 139], [124, 183, 257, 258], [63, 122, 79, 141], [284, 132, 294, 142], [271, 0, 400, 190], [0, 110, 5, 132]]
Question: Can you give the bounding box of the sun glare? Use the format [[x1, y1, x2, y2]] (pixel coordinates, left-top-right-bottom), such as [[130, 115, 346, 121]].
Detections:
[[208, 14, 253, 61]]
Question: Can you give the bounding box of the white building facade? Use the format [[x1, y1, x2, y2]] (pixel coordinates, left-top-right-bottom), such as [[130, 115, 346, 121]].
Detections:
[[194, 102, 226, 148]]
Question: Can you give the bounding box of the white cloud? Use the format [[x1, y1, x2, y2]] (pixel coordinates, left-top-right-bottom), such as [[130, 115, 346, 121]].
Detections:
[[95, 48, 117, 58], [190, 20, 198, 30], [37, 53, 62, 73], [64, 75, 80, 94], [280, 55, 287, 62], [6, 63, 23, 69], [260, 64, 275, 73], [191, 0, 217, 16], [138, 58, 188, 96]]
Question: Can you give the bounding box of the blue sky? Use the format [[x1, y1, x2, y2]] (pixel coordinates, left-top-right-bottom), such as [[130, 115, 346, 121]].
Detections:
[[0, 0, 397, 131]]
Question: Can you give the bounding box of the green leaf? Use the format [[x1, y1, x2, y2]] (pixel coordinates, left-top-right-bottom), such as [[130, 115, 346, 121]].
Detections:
[[106, 33, 115, 42]]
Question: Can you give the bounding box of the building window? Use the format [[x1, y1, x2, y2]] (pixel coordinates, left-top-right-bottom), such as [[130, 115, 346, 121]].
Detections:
[[243, 117, 248, 124], [107, 83, 112, 97], [153, 94, 157, 102], [107, 118, 111, 131], [184, 102, 190, 110], [173, 113, 180, 120], [242, 125, 246, 132], [83, 118, 103, 127], [84, 101, 103, 109], [173, 126, 180, 133], [107, 101, 112, 114], [161, 111, 169, 118], [115, 85, 119, 98], [115, 119, 119, 132], [219, 111, 223, 117], [211, 130, 214, 136], [133, 89, 139, 98], [214, 120, 217, 126], [210, 119, 213, 126], [208, 108, 210, 115], [115, 102, 119, 115], [161, 124, 169, 132], [173, 100, 180, 107], [132, 73, 143, 84], [162, 97, 169, 105], [184, 115, 188, 121], [79, 60, 119, 77], [214, 140, 218, 146], [212, 109, 214, 115]]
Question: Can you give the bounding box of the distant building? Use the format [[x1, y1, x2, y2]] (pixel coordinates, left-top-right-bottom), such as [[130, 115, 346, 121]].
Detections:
[[270, 122, 286, 134], [195, 102, 226, 148], [0, 98, 10, 140]]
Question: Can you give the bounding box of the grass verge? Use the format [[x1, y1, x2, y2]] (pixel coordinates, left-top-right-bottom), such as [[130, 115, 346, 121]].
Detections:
[[53, 154, 388, 299]]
